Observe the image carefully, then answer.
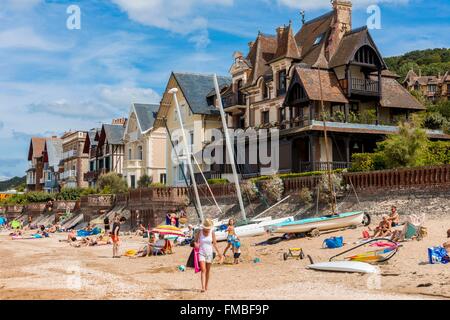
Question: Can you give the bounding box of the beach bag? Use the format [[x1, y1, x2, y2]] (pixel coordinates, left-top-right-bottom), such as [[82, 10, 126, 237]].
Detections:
[[193, 248, 201, 273], [428, 246, 449, 264], [323, 236, 343, 249]]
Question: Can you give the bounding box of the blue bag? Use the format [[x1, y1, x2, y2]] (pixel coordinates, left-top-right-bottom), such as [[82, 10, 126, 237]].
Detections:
[[323, 236, 344, 249], [428, 246, 449, 264]]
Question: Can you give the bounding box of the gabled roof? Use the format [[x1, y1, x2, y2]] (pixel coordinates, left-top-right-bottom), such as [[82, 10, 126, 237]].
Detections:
[[27, 137, 46, 161], [291, 66, 348, 104], [133, 103, 159, 132], [44, 138, 62, 169], [173, 72, 231, 115], [83, 128, 100, 154], [269, 24, 301, 64], [295, 11, 334, 68], [329, 27, 386, 69], [102, 124, 125, 145], [246, 34, 277, 85]]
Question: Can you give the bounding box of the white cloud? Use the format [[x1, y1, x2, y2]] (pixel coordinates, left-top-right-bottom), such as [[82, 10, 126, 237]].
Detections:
[[110, 0, 233, 48], [0, 27, 67, 51], [278, 0, 409, 10]]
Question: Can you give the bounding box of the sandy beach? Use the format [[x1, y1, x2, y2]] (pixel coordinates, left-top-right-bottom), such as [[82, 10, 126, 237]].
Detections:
[[0, 216, 449, 300]]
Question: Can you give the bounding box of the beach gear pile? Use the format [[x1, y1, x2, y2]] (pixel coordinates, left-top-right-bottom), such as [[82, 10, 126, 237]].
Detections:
[[323, 236, 344, 249], [428, 246, 449, 264]]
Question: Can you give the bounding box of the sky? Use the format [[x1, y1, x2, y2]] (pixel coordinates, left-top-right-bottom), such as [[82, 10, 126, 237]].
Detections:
[[0, 0, 449, 179]]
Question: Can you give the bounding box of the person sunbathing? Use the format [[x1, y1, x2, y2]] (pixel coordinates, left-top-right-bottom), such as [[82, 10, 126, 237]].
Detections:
[[372, 215, 392, 238], [135, 224, 146, 237], [388, 206, 400, 227], [149, 234, 166, 256]]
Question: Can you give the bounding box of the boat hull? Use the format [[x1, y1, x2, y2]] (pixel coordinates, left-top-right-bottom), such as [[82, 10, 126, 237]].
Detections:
[[215, 216, 294, 241], [267, 211, 365, 234]]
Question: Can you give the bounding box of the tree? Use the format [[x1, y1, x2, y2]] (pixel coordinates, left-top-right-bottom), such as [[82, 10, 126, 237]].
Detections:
[[376, 118, 429, 169], [137, 174, 152, 188], [97, 172, 128, 194]]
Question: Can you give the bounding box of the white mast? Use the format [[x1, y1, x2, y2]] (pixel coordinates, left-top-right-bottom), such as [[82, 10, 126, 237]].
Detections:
[[168, 88, 204, 222], [213, 74, 247, 221]]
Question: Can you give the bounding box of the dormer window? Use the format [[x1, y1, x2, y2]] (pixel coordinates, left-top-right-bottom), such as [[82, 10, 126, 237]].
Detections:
[[313, 33, 324, 45]]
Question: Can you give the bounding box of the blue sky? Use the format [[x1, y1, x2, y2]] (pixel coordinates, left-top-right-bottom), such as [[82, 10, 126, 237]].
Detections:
[[0, 0, 449, 179]]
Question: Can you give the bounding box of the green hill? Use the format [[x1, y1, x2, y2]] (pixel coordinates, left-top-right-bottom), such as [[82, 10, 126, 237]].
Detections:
[[0, 176, 26, 192], [385, 48, 450, 80]]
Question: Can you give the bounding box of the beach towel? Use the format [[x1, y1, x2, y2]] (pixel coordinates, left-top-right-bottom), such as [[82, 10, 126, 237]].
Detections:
[[76, 227, 101, 237], [186, 248, 201, 273]]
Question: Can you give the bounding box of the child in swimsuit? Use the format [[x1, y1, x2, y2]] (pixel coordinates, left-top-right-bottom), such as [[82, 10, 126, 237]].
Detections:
[[222, 218, 236, 257]]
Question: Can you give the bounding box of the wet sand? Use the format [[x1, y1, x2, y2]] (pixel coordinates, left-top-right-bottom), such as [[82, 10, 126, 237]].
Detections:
[[0, 216, 449, 300]]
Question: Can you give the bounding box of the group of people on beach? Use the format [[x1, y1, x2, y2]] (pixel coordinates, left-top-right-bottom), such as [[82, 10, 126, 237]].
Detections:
[[370, 206, 400, 238]]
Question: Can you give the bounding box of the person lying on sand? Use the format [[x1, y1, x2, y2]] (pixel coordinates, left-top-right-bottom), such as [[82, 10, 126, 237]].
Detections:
[[372, 215, 392, 238]]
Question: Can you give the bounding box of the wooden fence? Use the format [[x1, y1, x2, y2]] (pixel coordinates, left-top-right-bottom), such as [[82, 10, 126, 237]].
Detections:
[[343, 165, 450, 190]]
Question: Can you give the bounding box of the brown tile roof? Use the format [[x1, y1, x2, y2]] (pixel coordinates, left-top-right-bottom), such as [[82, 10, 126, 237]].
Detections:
[[295, 66, 348, 104], [329, 27, 386, 69], [295, 11, 334, 68], [27, 137, 46, 161], [270, 24, 301, 63], [375, 76, 425, 110], [246, 33, 277, 85]]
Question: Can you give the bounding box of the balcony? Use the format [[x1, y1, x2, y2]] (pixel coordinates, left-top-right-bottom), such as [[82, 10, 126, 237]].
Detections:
[[223, 94, 246, 109], [350, 78, 380, 96], [26, 177, 36, 185], [62, 149, 78, 160], [61, 170, 77, 180], [124, 159, 144, 169]]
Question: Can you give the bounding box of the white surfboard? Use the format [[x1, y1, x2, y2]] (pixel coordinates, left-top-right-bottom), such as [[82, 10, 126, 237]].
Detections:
[[307, 261, 380, 274]]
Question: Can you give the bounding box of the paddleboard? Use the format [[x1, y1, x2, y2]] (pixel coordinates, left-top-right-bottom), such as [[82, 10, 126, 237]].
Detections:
[[307, 261, 379, 274]]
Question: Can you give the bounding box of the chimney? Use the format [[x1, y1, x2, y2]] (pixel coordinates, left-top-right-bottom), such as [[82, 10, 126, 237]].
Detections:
[[276, 25, 286, 46], [248, 41, 254, 51], [327, 0, 352, 60], [112, 118, 127, 126]]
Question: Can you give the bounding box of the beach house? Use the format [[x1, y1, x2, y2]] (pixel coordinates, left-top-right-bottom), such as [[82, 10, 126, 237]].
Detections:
[[122, 103, 167, 188], [59, 131, 89, 189]]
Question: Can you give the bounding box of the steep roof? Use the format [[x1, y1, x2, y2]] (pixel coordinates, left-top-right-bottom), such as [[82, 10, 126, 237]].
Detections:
[[27, 137, 46, 161], [133, 103, 159, 132], [295, 11, 334, 68], [294, 66, 348, 104], [102, 124, 125, 145], [246, 34, 277, 85], [270, 24, 301, 63], [83, 128, 100, 154], [45, 138, 62, 169], [329, 27, 386, 69], [173, 72, 231, 115], [375, 76, 425, 110]]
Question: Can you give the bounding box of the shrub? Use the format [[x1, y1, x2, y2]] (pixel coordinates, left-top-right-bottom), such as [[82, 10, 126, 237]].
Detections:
[[57, 188, 84, 201], [138, 174, 152, 188], [423, 112, 447, 130], [150, 182, 166, 188], [359, 109, 377, 124], [425, 141, 450, 165], [240, 180, 258, 201], [206, 178, 229, 185], [350, 153, 374, 172], [298, 187, 313, 205], [260, 175, 284, 202], [98, 172, 128, 194], [333, 110, 345, 123]]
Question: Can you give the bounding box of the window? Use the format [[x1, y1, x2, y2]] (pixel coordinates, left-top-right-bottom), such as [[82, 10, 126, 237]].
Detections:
[[262, 110, 270, 124], [350, 102, 359, 113], [278, 70, 287, 96], [236, 79, 245, 105], [128, 148, 132, 160], [160, 173, 167, 184], [428, 84, 437, 93], [313, 33, 324, 45], [262, 82, 270, 100], [189, 131, 194, 153], [138, 146, 143, 160]]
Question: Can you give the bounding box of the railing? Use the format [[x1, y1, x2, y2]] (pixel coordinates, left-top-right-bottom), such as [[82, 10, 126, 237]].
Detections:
[[124, 159, 144, 168], [283, 176, 322, 193], [350, 78, 380, 95], [61, 170, 77, 179], [223, 94, 246, 108], [84, 171, 99, 181], [343, 165, 450, 190], [62, 149, 78, 160], [27, 178, 36, 185], [299, 161, 351, 172]]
